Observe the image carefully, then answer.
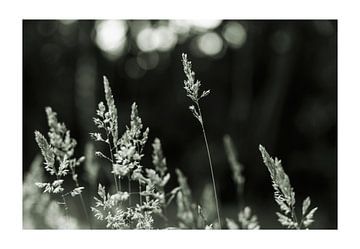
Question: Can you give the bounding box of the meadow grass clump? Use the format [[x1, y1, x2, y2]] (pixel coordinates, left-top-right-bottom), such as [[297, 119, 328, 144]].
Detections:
[[90, 77, 179, 229], [225, 206, 260, 230], [28, 54, 319, 229], [23, 155, 79, 229], [223, 134, 260, 229], [34, 107, 89, 227], [176, 169, 213, 229]]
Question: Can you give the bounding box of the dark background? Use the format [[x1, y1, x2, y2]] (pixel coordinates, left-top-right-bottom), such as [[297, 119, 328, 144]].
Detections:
[[23, 20, 337, 228]]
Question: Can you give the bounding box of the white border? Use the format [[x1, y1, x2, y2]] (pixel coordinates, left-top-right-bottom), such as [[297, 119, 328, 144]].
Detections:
[[1, 0, 359, 248]]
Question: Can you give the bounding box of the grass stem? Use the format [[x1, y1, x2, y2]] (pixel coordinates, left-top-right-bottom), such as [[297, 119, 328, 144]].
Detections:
[[107, 132, 119, 193], [196, 102, 221, 228], [61, 194, 69, 228], [128, 176, 132, 206], [139, 180, 142, 204], [79, 193, 92, 229]]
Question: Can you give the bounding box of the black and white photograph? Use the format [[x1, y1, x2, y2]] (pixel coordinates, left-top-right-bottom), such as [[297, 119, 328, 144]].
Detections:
[[2, 0, 360, 248], [23, 20, 337, 229]]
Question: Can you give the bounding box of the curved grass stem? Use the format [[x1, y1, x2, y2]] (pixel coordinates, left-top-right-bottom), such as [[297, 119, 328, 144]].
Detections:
[[196, 102, 221, 228]]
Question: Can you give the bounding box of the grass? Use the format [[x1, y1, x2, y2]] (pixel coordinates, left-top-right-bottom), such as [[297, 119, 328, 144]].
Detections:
[[24, 53, 318, 229], [259, 145, 318, 229], [181, 53, 221, 228]]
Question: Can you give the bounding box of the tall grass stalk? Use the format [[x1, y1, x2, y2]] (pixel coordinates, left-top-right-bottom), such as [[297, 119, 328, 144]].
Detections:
[[104, 76, 120, 192], [181, 53, 221, 228], [197, 102, 221, 227]]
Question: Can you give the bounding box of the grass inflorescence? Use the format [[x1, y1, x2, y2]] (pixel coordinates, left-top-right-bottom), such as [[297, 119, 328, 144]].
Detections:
[[25, 54, 318, 230]]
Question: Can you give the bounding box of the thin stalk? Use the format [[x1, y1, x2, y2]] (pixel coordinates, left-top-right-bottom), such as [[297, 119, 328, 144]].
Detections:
[[196, 102, 221, 228], [128, 176, 132, 206], [291, 206, 299, 229], [60, 194, 69, 228], [139, 180, 142, 204], [299, 216, 304, 229], [54, 165, 69, 228], [107, 132, 119, 192], [69, 164, 92, 228], [161, 186, 168, 228], [112, 168, 119, 192], [79, 193, 91, 228], [128, 178, 133, 229]]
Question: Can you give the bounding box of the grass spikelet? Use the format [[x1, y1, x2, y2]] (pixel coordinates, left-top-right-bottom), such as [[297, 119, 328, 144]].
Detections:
[[259, 144, 317, 229]]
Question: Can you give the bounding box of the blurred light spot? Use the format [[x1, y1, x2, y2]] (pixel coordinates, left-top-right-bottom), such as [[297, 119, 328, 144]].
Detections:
[[95, 20, 128, 59], [197, 32, 223, 56], [59, 20, 77, 25], [189, 20, 222, 32], [169, 20, 192, 34], [270, 30, 292, 54], [154, 26, 178, 51], [136, 27, 158, 52], [136, 52, 159, 70], [136, 25, 177, 52], [168, 20, 193, 43], [169, 20, 221, 34], [125, 58, 145, 79], [222, 22, 247, 48], [129, 20, 151, 39]]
